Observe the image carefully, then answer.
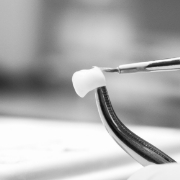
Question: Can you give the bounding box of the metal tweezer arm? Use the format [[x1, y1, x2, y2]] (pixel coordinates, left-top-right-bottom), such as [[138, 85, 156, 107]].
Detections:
[[101, 57, 180, 74], [95, 86, 176, 166]]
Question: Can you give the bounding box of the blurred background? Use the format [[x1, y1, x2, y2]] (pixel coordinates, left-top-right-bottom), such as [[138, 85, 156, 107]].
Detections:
[[0, 0, 180, 127]]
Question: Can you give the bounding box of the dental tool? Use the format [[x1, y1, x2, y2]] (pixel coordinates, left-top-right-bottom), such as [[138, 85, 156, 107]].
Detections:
[[72, 67, 176, 167], [101, 57, 180, 74], [95, 86, 176, 166]]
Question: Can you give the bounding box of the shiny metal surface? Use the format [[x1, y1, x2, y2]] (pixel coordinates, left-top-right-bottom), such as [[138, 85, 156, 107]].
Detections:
[[101, 57, 180, 74], [95, 86, 176, 166]]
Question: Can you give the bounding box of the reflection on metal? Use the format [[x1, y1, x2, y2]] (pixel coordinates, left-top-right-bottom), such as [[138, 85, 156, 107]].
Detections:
[[101, 57, 180, 74], [95, 86, 176, 166]]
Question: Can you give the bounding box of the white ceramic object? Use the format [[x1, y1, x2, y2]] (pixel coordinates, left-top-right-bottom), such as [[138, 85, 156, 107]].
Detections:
[[72, 67, 106, 97]]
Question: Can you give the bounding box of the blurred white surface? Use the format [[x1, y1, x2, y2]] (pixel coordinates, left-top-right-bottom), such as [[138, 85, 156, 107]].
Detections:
[[0, 117, 180, 180]]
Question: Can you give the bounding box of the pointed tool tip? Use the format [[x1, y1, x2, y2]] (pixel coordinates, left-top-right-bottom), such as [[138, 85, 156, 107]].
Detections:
[[99, 67, 119, 73]]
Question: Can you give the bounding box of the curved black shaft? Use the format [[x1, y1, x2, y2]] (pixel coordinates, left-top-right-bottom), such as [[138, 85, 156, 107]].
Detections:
[[95, 86, 176, 166]]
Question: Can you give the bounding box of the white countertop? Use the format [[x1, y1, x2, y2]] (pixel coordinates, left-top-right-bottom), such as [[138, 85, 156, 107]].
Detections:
[[0, 117, 180, 180]]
